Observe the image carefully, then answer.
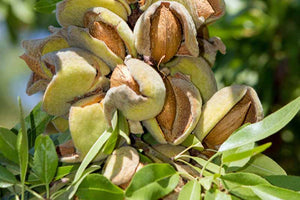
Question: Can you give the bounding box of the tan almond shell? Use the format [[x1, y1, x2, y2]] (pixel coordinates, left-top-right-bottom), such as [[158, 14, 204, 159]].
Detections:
[[20, 33, 69, 80], [42, 48, 110, 116], [140, 0, 225, 26], [199, 37, 226, 67], [143, 73, 202, 145], [103, 58, 166, 123], [67, 26, 124, 70], [56, 0, 131, 27], [134, 1, 199, 59], [164, 56, 217, 103], [194, 85, 264, 141], [103, 146, 140, 185], [84, 7, 137, 58], [140, 0, 208, 28], [26, 73, 49, 96]]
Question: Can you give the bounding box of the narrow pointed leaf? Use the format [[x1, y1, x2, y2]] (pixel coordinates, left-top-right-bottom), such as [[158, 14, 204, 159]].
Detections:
[[17, 97, 29, 192], [224, 143, 255, 170], [222, 143, 271, 163], [12, 102, 53, 148], [68, 165, 100, 199], [73, 130, 111, 183], [179, 155, 224, 175]]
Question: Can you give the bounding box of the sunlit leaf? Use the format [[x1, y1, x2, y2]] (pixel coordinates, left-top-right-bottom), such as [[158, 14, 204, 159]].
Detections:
[[118, 111, 130, 144], [224, 143, 255, 170], [73, 130, 111, 184], [68, 165, 100, 199], [54, 165, 79, 181], [239, 154, 286, 176], [249, 184, 300, 200], [219, 96, 300, 151], [181, 134, 204, 151], [222, 143, 271, 163], [102, 112, 119, 155], [179, 155, 224, 175], [200, 176, 213, 191], [76, 174, 124, 200], [221, 172, 269, 200], [125, 163, 179, 200], [178, 179, 201, 200]]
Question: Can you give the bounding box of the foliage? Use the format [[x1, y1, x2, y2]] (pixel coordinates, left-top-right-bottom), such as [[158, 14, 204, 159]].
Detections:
[[0, 96, 299, 199]]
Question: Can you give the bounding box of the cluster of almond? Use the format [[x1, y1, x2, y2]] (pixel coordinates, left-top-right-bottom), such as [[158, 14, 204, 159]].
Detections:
[[21, 0, 263, 189]]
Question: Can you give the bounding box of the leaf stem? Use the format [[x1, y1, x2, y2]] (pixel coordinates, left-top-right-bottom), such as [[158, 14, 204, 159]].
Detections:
[[46, 184, 50, 199], [200, 152, 221, 177], [132, 136, 176, 167]]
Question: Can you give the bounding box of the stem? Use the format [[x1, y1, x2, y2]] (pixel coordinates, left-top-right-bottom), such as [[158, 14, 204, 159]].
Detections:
[[132, 136, 176, 167], [46, 184, 50, 199], [16, 184, 44, 200], [174, 145, 194, 160], [200, 152, 220, 177], [177, 171, 195, 181], [21, 186, 25, 200]]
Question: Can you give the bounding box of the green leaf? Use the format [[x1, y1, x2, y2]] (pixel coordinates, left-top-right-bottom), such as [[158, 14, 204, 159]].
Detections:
[[17, 97, 29, 197], [0, 165, 17, 188], [68, 165, 100, 199], [34, 0, 62, 14], [221, 172, 269, 200], [179, 155, 224, 175], [181, 134, 204, 151], [222, 143, 271, 163], [239, 154, 286, 176], [32, 135, 58, 185], [0, 127, 18, 164], [224, 143, 255, 170], [249, 184, 300, 200], [118, 111, 130, 144], [13, 102, 53, 148], [76, 174, 124, 200], [73, 130, 111, 184], [215, 190, 232, 200], [178, 179, 201, 200], [199, 176, 214, 191], [54, 165, 79, 181], [125, 163, 179, 200], [219, 96, 300, 151], [265, 175, 300, 191], [139, 153, 153, 164], [205, 189, 231, 200], [102, 112, 119, 155], [222, 172, 269, 186]]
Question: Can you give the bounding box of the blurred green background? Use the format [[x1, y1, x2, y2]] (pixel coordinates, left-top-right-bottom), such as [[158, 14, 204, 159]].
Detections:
[[0, 0, 299, 174]]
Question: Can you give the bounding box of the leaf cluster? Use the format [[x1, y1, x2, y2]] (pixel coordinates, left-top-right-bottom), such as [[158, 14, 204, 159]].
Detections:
[[0, 96, 299, 199]]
